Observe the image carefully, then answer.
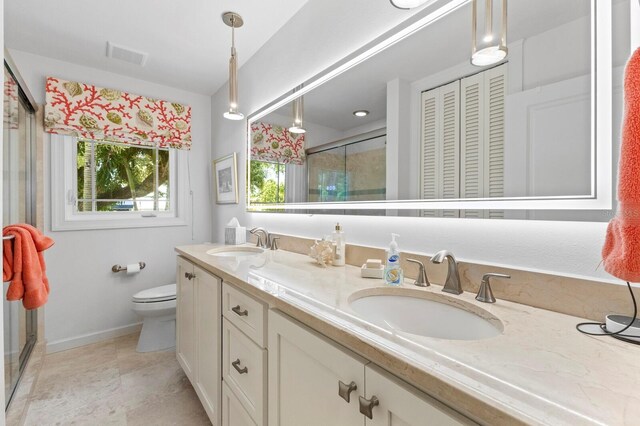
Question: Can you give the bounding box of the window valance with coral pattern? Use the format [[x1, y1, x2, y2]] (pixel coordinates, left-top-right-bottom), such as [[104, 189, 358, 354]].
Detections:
[[44, 77, 191, 150], [250, 121, 305, 165]]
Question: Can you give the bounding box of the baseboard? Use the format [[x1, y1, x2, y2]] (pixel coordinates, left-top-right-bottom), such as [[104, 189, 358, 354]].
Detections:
[[46, 323, 143, 354]]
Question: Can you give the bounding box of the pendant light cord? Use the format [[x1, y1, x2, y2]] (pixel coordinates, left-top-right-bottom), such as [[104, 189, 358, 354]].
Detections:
[[576, 281, 639, 345]]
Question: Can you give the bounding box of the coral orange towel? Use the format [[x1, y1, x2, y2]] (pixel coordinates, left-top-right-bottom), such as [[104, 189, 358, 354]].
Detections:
[[602, 47, 640, 282], [3, 224, 54, 309]]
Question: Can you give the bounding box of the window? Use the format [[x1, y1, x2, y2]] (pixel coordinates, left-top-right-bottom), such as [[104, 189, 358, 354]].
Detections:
[[76, 139, 171, 213], [249, 160, 285, 204], [51, 135, 188, 230]]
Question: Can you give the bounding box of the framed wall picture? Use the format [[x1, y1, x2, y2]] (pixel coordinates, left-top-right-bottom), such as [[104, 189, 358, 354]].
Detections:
[[213, 153, 239, 204]]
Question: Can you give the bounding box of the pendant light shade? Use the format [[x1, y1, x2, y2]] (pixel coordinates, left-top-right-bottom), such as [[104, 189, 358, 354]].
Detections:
[[471, 0, 508, 67], [288, 86, 306, 134], [389, 0, 435, 10], [222, 12, 244, 120]]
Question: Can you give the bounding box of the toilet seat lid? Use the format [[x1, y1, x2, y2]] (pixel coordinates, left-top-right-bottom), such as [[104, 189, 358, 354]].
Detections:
[[132, 284, 176, 302]]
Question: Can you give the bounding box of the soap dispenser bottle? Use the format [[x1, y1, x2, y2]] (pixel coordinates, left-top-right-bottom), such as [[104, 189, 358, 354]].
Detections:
[[332, 223, 346, 266], [384, 234, 403, 286]]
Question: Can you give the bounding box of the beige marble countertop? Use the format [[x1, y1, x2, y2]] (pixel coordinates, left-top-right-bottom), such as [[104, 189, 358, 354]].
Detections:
[[176, 243, 640, 426]]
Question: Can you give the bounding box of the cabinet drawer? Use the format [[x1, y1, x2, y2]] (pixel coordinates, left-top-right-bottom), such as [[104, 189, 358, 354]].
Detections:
[[223, 318, 267, 425], [222, 382, 257, 426], [223, 282, 267, 347]]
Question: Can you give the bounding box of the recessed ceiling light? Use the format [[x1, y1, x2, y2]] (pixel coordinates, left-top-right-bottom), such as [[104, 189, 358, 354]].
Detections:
[[353, 110, 369, 117]]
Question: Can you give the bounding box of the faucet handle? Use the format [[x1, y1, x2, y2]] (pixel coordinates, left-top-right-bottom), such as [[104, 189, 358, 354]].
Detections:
[[476, 273, 511, 303], [406, 259, 430, 287], [270, 237, 280, 251]]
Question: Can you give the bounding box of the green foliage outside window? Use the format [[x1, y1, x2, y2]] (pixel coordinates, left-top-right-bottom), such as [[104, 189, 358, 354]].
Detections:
[[250, 160, 285, 204], [77, 140, 169, 212]]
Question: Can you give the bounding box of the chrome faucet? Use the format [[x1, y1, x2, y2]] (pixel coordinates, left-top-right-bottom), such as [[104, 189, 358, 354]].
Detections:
[[249, 227, 271, 249], [431, 250, 463, 295]]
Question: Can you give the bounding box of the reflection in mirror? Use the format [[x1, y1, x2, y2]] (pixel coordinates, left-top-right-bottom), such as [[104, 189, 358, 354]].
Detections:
[[248, 0, 630, 221], [307, 132, 386, 203]]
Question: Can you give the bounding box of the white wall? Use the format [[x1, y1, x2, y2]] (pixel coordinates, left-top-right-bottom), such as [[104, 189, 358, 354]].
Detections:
[[8, 49, 212, 351], [210, 0, 624, 285]]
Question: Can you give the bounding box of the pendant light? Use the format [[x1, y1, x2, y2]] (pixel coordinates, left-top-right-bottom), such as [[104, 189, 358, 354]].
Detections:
[[222, 12, 244, 120], [288, 86, 306, 134], [389, 0, 434, 10], [471, 0, 508, 67]]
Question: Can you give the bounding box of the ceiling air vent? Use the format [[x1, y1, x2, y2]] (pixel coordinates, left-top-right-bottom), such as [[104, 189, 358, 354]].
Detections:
[[106, 42, 148, 66]]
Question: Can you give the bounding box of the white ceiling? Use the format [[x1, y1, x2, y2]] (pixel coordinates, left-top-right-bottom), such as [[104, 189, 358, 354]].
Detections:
[[5, 0, 309, 95], [267, 0, 592, 132]]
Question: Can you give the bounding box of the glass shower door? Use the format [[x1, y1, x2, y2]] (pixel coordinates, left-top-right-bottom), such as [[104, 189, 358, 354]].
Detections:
[[3, 67, 37, 408]]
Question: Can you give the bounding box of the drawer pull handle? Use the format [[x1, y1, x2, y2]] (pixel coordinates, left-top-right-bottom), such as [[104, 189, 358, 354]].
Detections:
[[231, 305, 249, 317], [184, 272, 195, 280], [358, 395, 379, 419], [232, 359, 248, 374], [338, 380, 357, 403]]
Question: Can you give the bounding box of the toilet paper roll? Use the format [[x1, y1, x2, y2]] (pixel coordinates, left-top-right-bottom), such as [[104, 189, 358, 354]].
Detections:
[[126, 263, 140, 274]]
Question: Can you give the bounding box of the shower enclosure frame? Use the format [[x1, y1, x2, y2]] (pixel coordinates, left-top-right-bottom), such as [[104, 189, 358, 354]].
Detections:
[[3, 51, 39, 410]]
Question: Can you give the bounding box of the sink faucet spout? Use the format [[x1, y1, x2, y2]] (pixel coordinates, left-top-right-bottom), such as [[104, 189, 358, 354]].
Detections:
[[431, 250, 463, 295]]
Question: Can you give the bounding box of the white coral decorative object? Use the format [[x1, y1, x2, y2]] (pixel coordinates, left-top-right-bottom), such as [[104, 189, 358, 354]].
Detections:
[[309, 239, 335, 267]]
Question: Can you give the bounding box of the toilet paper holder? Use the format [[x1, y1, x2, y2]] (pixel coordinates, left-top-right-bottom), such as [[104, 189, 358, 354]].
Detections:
[[112, 262, 146, 273]]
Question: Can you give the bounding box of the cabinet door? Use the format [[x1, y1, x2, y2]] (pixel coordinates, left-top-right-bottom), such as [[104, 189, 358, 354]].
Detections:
[[176, 256, 196, 381], [268, 310, 366, 426], [364, 365, 474, 426], [195, 266, 222, 424]]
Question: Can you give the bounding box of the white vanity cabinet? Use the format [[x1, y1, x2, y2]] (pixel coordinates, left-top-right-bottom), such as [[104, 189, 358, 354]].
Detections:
[[268, 310, 366, 426], [176, 257, 221, 425], [268, 310, 475, 426]]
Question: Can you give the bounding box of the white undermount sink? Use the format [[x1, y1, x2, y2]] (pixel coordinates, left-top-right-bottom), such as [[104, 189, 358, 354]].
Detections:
[[206, 246, 264, 257], [349, 290, 502, 341]]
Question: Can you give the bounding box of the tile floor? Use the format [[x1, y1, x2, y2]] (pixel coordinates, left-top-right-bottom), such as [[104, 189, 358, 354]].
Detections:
[[8, 332, 211, 425]]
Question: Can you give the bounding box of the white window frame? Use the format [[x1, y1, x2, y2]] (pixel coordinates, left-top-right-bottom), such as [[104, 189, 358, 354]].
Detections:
[[51, 134, 190, 230]]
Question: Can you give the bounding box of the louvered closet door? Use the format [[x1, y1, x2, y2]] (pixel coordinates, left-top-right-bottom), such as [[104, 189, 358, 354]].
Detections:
[[483, 65, 506, 219], [420, 89, 439, 217], [420, 82, 460, 218], [460, 73, 484, 218], [439, 82, 460, 218], [460, 64, 506, 218]]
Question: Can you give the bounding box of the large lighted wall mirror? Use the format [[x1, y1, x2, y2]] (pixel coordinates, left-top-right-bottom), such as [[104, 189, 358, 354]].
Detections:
[[247, 0, 632, 221]]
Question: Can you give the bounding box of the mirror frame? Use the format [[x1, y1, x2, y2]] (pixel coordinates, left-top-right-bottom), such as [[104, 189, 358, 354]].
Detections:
[[246, 0, 612, 212]]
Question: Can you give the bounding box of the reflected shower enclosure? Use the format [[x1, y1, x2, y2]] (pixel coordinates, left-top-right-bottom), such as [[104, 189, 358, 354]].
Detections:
[[308, 135, 386, 202]]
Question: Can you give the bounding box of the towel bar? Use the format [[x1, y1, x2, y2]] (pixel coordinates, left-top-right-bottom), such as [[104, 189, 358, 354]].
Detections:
[[2, 235, 15, 240], [111, 262, 146, 273]]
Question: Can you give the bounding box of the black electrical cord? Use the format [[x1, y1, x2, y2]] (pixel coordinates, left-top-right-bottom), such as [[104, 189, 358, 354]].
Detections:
[[576, 281, 639, 345]]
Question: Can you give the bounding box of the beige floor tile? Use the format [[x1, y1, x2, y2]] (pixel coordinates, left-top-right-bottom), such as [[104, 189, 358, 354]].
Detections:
[[125, 387, 211, 426], [118, 355, 192, 409], [40, 340, 117, 379], [18, 332, 207, 426], [26, 363, 122, 422], [116, 348, 176, 377]]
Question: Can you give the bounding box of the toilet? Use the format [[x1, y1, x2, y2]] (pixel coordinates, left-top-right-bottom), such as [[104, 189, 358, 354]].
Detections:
[[131, 284, 177, 353]]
